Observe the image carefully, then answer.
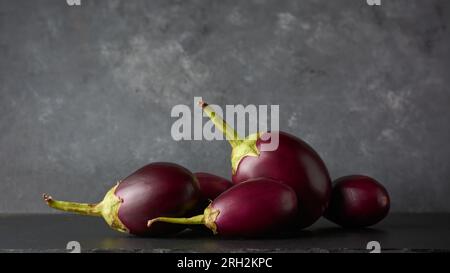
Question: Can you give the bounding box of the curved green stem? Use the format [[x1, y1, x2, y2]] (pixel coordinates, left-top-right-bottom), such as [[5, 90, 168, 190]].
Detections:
[[148, 214, 205, 227], [43, 194, 102, 217], [199, 100, 243, 148]]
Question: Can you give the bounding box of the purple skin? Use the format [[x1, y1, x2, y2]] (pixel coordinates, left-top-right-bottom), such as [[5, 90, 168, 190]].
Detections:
[[187, 172, 232, 232], [324, 175, 390, 228], [194, 172, 232, 206], [148, 178, 298, 237], [211, 178, 298, 236], [199, 101, 331, 228], [115, 163, 200, 235], [43, 162, 200, 236], [233, 131, 332, 228]]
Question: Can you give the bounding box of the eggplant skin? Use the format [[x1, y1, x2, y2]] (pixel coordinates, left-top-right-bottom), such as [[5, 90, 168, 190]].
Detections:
[[324, 175, 390, 228], [233, 131, 332, 228], [115, 162, 200, 236], [195, 172, 232, 206], [212, 178, 298, 237]]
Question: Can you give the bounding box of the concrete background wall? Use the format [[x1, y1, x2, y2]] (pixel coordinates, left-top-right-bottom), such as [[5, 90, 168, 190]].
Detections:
[[1, 0, 449, 213]]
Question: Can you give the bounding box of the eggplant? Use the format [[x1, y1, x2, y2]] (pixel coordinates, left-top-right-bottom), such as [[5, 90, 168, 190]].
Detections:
[[324, 175, 390, 228], [43, 162, 200, 236], [199, 100, 331, 228], [184, 172, 232, 232], [147, 178, 298, 237], [194, 172, 232, 207]]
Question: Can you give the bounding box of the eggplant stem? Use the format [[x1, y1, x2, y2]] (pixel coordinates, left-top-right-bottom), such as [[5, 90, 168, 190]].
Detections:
[[43, 193, 102, 217], [147, 214, 205, 227], [199, 100, 242, 148]]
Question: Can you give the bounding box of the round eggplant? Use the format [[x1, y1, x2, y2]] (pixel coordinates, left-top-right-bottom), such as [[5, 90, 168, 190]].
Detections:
[[199, 100, 331, 228], [147, 178, 298, 237], [43, 162, 200, 236], [324, 175, 390, 227]]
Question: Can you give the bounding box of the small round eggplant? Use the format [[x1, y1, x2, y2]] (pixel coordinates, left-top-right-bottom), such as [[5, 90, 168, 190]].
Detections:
[[147, 178, 298, 237], [194, 172, 232, 207], [199, 100, 331, 228], [324, 175, 390, 228], [43, 162, 200, 236]]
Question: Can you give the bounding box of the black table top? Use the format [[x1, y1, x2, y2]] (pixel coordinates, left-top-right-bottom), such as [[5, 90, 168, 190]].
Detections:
[[1, 213, 449, 253]]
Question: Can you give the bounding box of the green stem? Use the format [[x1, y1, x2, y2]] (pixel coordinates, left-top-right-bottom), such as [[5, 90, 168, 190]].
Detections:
[[199, 100, 242, 148], [148, 214, 205, 227], [44, 194, 102, 217]]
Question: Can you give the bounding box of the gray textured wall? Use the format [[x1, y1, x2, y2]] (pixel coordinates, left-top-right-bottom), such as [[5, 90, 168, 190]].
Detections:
[[1, 0, 449, 213]]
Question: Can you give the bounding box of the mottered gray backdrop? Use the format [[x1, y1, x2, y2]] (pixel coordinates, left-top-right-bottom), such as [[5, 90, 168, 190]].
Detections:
[[1, 0, 449, 214]]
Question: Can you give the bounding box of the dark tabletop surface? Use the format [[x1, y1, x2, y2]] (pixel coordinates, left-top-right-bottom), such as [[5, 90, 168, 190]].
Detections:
[[1, 213, 449, 253]]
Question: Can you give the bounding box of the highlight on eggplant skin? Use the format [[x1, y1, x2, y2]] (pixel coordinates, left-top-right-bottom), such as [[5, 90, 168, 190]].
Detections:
[[43, 162, 200, 236], [324, 175, 390, 228], [148, 178, 298, 237]]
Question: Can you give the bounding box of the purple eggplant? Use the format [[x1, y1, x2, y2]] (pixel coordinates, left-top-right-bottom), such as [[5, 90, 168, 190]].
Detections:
[[185, 172, 232, 232], [43, 162, 200, 236], [147, 178, 298, 237], [195, 172, 232, 207], [199, 100, 331, 228], [324, 175, 390, 228]]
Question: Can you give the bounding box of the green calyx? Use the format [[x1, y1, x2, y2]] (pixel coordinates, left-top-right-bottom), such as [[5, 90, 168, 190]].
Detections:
[[100, 184, 129, 233], [230, 133, 260, 174], [203, 206, 220, 234], [199, 100, 260, 174], [43, 183, 128, 233], [147, 205, 221, 235]]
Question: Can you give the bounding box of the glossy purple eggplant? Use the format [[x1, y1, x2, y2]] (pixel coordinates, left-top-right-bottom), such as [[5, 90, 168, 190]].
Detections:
[[195, 172, 232, 206], [199, 100, 331, 228], [43, 162, 200, 236], [324, 175, 390, 228], [147, 178, 298, 237]]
